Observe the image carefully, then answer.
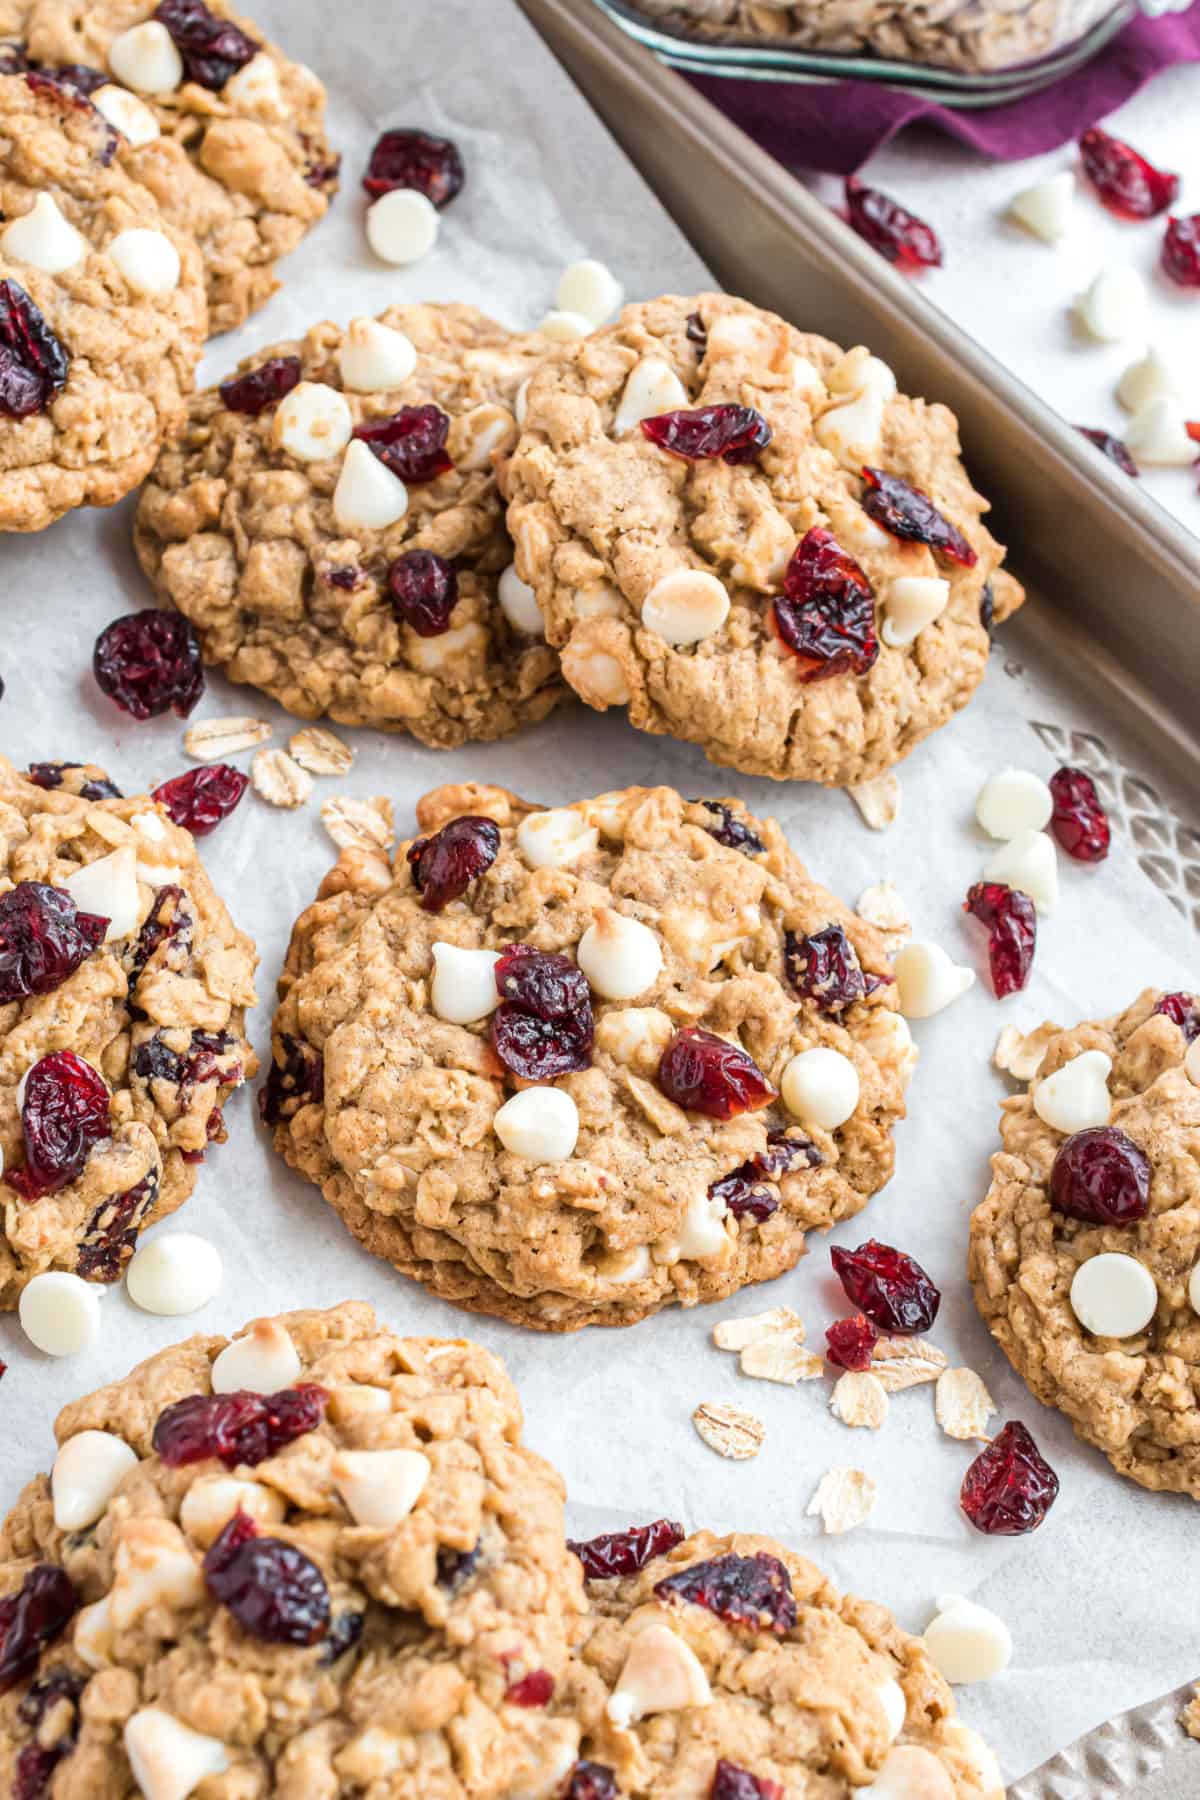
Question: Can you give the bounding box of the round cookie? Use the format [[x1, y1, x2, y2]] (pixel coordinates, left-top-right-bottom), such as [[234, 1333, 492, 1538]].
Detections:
[[504, 291, 1024, 787], [2, 0, 337, 333], [560, 1525, 1004, 1797], [262, 781, 913, 1331], [0, 1302, 588, 1800], [134, 303, 568, 748], [0, 753, 257, 1302], [969, 990, 1200, 1498], [0, 70, 206, 532]]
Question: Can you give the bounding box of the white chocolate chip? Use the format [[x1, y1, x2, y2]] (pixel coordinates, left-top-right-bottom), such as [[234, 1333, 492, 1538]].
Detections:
[[806, 1466, 878, 1535], [1124, 396, 1197, 468], [126, 1233, 222, 1316], [606, 1623, 712, 1727], [494, 1087, 579, 1162], [336, 1730, 407, 1785], [108, 228, 181, 296], [221, 52, 284, 117], [333, 1449, 431, 1528], [781, 1047, 859, 1129], [338, 317, 418, 392], [211, 1320, 301, 1394], [516, 808, 597, 870], [1007, 170, 1075, 243], [326, 1384, 391, 1423], [881, 576, 950, 649], [1070, 1252, 1157, 1337], [595, 1244, 651, 1285], [975, 768, 1053, 839], [594, 1006, 673, 1070], [124, 1709, 230, 1800], [893, 942, 975, 1019], [63, 846, 139, 942], [179, 1476, 285, 1547], [790, 354, 822, 391], [1189, 1260, 1200, 1315], [538, 309, 592, 342], [1118, 345, 1190, 413], [430, 943, 501, 1024], [983, 828, 1059, 914], [19, 1272, 101, 1357], [498, 564, 543, 636], [576, 909, 662, 1000], [1074, 267, 1147, 342], [641, 568, 730, 645], [274, 383, 353, 463], [1, 193, 87, 274], [110, 1521, 203, 1628], [613, 357, 688, 436], [1032, 1049, 1112, 1133], [574, 584, 623, 619], [556, 258, 623, 326], [92, 83, 160, 147], [816, 387, 886, 470], [877, 1679, 907, 1742], [704, 311, 776, 360], [861, 1745, 956, 1800], [108, 21, 183, 94], [52, 1431, 136, 1530], [366, 188, 439, 265], [406, 620, 484, 672], [73, 1596, 114, 1668], [674, 1191, 730, 1260], [332, 439, 409, 530], [923, 1596, 1013, 1685], [562, 645, 630, 708]]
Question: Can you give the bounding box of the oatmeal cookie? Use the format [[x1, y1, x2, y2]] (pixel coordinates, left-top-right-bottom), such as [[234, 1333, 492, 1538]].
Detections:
[[0, 70, 206, 532], [560, 1525, 1004, 1797], [134, 303, 568, 748], [969, 990, 1200, 1498], [0, 753, 257, 1303], [263, 781, 913, 1331], [503, 292, 1023, 787], [1, 0, 337, 333], [0, 1302, 588, 1800]]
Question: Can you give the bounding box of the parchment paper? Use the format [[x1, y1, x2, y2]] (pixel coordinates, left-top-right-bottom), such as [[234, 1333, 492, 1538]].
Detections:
[[1, 0, 1197, 1785]]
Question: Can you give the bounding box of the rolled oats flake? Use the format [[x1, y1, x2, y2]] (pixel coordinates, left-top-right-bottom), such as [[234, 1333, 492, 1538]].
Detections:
[[692, 1400, 765, 1460]]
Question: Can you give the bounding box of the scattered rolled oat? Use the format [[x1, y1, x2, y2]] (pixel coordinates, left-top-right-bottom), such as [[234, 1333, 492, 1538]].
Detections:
[[993, 1021, 1058, 1082], [935, 1367, 996, 1442], [830, 1370, 889, 1430], [855, 879, 912, 953], [320, 795, 395, 852], [183, 715, 272, 761], [713, 1305, 805, 1352], [806, 1467, 878, 1535], [692, 1401, 765, 1461], [251, 748, 313, 809], [740, 1338, 825, 1386], [870, 1335, 949, 1393], [1180, 1685, 1200, 1741], [289, 726, 355, 776], [848, 772, 901, 831]]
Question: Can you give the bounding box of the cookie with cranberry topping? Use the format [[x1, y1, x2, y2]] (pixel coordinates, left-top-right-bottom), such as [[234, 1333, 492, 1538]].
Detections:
[[263, 781, 912, 1331], [0, 70, 206, 531], [504, 291, 1023, 787], [0, 754, 257, 1302], [134, 302, 568, 747], [2, 0, 337, 332], [559, 1527, 1003, 1798], [969, 990, 1200, 1497], [0, 1302, 587, 1800]]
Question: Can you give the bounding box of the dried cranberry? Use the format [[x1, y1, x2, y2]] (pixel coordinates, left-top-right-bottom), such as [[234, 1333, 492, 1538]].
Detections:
[[658, 1027, 774, 1121], [709, 1132, 819, 1224], [1162, 214, 1200, 289], [964, 881, 1036, 998], [14, 1667, 84, 1800], [135, 1027, 240, 1098], [41, 63, 106, 96], [127, 885, 192, 996], [204, 1512, 330, 1645], [93, 610, 204, 721], [0, 882, 107, 1002], [154, 0, 257, 89], [325, 565, 362, 590], [27, 762, 122, 801], [961, 1421, 1059, 1535], [711, 1762, 784, 1800], [562, 1763, 618, 1800], [362, 129, 465, 207], [825, 1314, 879, 1370], [1049, 1127, 1150, 1226], [8, 1052, 110, 1200], [860, 467, 976, 567], [1154, 992, 1200, 1042], [491, 945, 594, 1083], [0, 45, 27, 75], [219, 354, 301, 416], [655, 1552, 796, 1635], [0, 1566, 77, 1693], [0, 279, 69, 419], [1077, 428, 1139, 478], [388, 550, 458, 636], [258, 1035, 324, 1127], [831, 1239, 940, 1334], [1048, 766, 1110, 863], [685, 311, 707, 347], [979, 583, 995, 636], [568, 1518, 684, 1580], [76, 1170, 159, 1282], [773, 527, 878, 682], [844, 177, 942, 271], [321, 1611, 364, 1664], [785, 924, 871, 1012], [153, 764, 248, 837], [408, 816, 500, 912], [153, 1384, 328, 1467], [436, 1544, 479, 1588], [505, 1669, 554, 1707], [355, 405, 453, 483], [1079, 127, 1179, 220], [695, 800, 764, 855], [640, 404, 771, 466]]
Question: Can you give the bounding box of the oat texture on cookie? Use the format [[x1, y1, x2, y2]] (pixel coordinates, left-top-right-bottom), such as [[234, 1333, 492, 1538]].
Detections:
[[0, 70, 206, 531], [969, 989, 1200, 1498], [134, 303, 569, 748], [0, 754, 257, 1302], [262, 781, 911, 1330], [560, 1526, 1004, 1796], [504, 292, 1023, 786], [0, 1302, 587, 1800], [1, 0, 338, 332]]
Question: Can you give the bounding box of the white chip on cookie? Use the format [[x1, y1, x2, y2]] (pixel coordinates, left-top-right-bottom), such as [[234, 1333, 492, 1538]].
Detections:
[[222, 52, 286, 118], [556, 258, 623, 327], [52, 1431, 137, 1531], [1069, 1252, 1158, 1338], [124, 1709, 229, 1800], [538, 309, 593, 342], [333, 1449, 431, 1528], [562, 645, 631, 708], [516, 808, 597, 870], [606, 1623, 712, 1727], [613, 357, 689, 436], [641, 569, 730, 645], [577, 909, 662, 1000], [179, 1475, 286, 1547], [274, 383, 354, 463], [93, 84, 161, 148], [781, 1047, 859, 1129], [1, 193, 87, 274], [860, 1744, 956, 1800], [63, 846, 140, 942], [923, 1595, 1013, 1685], [498, 564, 544, 636], [338, 317, 418, 392], [975, 769, 1053, 840], [893, 942, 975, 1018], [1032, 1049, 1112, 1133], [366, 189, 439, 265], [881, 576, 950, 649], [211, 1320, 301, 1394], [333, 439, 409, 530], [430, 943, 502, 1024], [494, 1087, 579, 1162], [108, 228, 181, 296], [108, 21, 184, 93]]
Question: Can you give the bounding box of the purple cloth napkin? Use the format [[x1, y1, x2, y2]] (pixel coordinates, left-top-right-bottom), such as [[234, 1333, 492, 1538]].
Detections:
[[685, 4, 1200, 172]]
